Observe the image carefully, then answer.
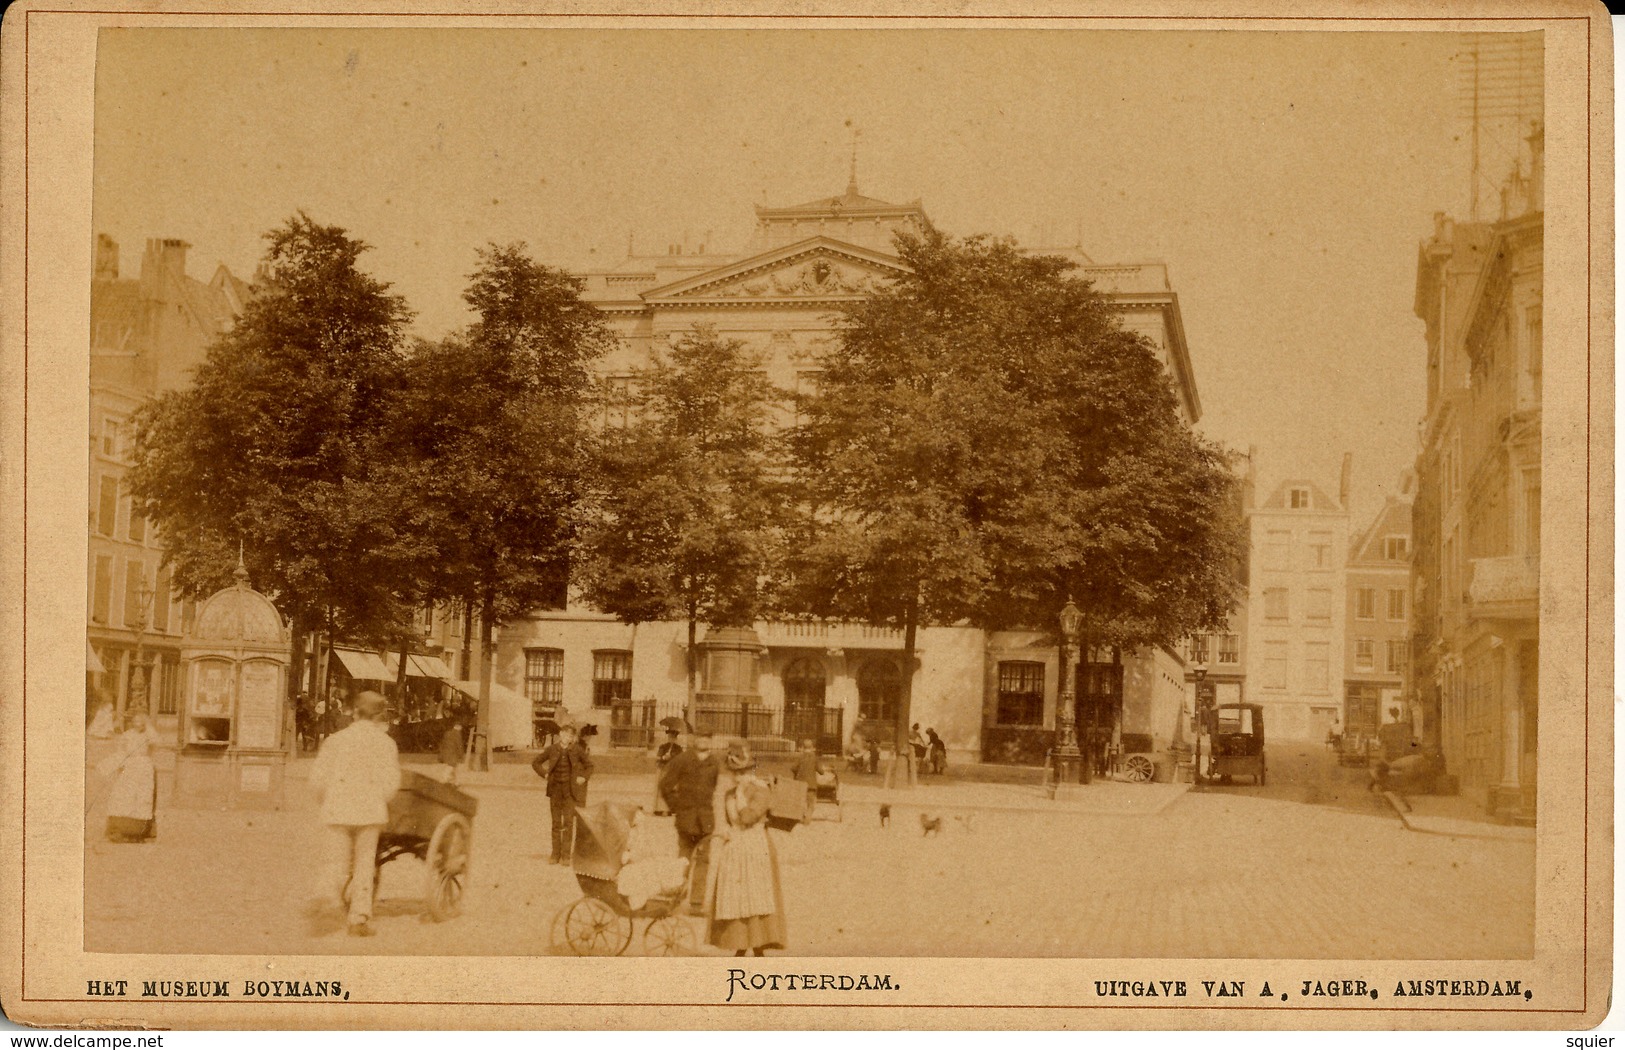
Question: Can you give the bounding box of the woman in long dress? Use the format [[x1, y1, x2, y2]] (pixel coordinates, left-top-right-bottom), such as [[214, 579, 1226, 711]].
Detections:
[[706, 742, 786, 956], [100, 711, 159, 843]]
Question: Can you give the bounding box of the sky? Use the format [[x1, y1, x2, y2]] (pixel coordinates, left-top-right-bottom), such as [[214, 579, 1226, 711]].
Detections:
[[91, 27, 1543, 533]]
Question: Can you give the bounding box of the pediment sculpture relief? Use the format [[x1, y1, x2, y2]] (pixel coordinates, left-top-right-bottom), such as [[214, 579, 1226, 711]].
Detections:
[[700, 256, 889, 299]]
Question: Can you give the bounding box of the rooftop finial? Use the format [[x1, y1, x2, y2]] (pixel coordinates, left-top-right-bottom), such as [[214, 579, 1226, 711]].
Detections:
[[234, 541, 249, 586]]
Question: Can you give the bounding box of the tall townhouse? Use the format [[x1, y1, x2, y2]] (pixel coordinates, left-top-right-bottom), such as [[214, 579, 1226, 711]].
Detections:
[[1411, 123, 1542, 823], [1242, 473, 1350, 741], [88, 235, 248, 732], [1344, 488, 1415, 749]]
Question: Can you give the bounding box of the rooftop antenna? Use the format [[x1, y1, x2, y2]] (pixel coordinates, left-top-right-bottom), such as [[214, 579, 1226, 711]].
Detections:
[[846, 120, 861, 196], [1455, 32, 1543, 223]]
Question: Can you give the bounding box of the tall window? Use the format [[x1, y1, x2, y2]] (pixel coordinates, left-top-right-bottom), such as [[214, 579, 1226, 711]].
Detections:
[[602, 375, 638, 429], [524, 648, 564, 708], [97, 476, 118, 537], [127, 499, 146, 544], [100, 416, 123, 458], [157, 653, 180, 715], [1306, 588, 1332, 621], [1356, 588, 1376, 620], [1263, 587, 1288, 621], [1304, 642, 1330, 692], [1263, 642, 1288, 690], [1385, 640, 1409, 676], [1355, 638, 1375, 672], [1188, 635, 1209, 664], [856, 657, 900, 724], [1217, 634, 1239, 665], [1387, 588, 1407, 621], [1263, 531, 1291, 570], [122, 561, 146, 629], [152, 568, 171, 633], [1307, 532, 1333, 568], [995, 661, 1044, 726], [590, 650, 631, 707], [92, 555, 113, 624]]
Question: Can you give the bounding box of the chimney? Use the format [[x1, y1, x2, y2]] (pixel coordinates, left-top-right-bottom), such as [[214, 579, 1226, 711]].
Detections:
[[1339, 452, 1353, 509], [94, 234, 119, 281], [1241, 445, 1258, 512], [140, 237, 192, 294]]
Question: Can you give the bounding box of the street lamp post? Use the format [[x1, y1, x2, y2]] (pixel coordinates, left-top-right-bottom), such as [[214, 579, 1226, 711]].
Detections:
[[1049, 599, 1084, 799], [1191, 660, 1209, 784], [125, 581, 155, 716]]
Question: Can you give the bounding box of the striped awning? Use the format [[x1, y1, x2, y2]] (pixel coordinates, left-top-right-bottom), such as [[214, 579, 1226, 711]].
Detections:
[[387, 653, 453, 680], [332, 647, 393, 681]]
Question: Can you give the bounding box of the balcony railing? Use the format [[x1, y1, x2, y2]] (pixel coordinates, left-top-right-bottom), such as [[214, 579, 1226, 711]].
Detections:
[[758, 620, 904, 649], [1467, 555, 1539, 612]]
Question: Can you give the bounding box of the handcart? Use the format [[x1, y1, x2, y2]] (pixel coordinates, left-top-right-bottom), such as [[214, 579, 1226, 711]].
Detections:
[[375, 769, 478, 922], [554, 802, 701, 956]]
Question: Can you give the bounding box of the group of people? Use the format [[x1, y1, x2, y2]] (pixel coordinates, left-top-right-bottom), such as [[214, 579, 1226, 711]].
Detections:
[[848, 723, 948, 776]]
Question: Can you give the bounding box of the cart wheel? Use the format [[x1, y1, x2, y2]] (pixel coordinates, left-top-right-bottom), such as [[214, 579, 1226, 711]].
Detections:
[[644, 915, 697, 957], [425, 813, 471, 922], [562, 896, 633, 956], [1124, 755, 1155, 783]]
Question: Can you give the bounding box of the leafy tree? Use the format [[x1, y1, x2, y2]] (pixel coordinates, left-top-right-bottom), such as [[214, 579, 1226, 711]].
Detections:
[[386, 244, 613, 761], [788, 223, 1241, 781], [128, 214, 418, 710], [573, 325, 781, 721]]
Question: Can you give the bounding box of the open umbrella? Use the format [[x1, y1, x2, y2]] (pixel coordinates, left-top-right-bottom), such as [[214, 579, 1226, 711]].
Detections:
[[658, 716, 690, 732]]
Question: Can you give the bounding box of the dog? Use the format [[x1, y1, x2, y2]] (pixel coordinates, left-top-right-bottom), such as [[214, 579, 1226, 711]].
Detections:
[[878, 803, 891, 827], [919, 813, 943, 837]]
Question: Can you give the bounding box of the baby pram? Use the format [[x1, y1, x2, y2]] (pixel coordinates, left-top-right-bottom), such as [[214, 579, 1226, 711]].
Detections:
[[554, 802, 702, 956]]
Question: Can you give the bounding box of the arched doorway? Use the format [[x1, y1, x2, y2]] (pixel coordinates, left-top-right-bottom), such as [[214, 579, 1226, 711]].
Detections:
[[782, 657, 826, 743]]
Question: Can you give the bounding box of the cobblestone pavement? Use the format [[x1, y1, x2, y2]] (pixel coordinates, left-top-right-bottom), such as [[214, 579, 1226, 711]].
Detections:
[[84, 749, 1533, 959]]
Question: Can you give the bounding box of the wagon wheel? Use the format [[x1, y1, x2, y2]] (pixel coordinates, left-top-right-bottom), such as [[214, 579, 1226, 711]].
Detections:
[[1123, 755, 1155, 783], [425, 813, 471, 922], [562, 896, 633, 956], [643, 915, 697, 957]]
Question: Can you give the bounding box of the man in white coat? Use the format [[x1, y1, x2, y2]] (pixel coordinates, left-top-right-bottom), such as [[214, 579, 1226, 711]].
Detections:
[[309, 689, 401, 936]]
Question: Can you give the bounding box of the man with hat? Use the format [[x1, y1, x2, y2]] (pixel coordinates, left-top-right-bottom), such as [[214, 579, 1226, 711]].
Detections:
[[533, 723, 594, 863], [659, 730, 721, 913], [309, 689, 401, 937]]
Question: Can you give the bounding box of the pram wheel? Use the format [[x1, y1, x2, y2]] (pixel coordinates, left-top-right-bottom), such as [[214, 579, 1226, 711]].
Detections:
[[643, 915, 696, 956], [562, 896, 633, 956]]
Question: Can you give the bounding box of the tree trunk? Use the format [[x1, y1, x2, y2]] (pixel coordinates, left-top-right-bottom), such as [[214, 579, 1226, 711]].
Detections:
[[685, 613, 697, 728], [476, 591, 495, 771], [887, 592, 920, 790], [460, 601, 474, 682], [395, 632, 412, 709], [287, 615, 307, 759]]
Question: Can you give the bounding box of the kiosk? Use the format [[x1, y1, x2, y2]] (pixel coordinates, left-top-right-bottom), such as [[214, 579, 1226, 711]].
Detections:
[[172, 560, 291, 810]]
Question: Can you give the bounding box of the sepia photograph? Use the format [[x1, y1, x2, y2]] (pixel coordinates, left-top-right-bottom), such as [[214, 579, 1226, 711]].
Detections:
[[1, 2, 1611, 1032]]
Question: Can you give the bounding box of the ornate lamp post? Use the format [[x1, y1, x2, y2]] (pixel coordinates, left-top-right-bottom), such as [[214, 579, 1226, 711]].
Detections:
[[1049, 599, 1084, 799], [1191, 658, 1210, 783], [125, 580, 155, 716]]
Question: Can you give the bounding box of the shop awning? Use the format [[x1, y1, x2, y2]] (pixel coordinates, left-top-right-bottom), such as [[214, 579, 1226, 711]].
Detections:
[[387, 653, 453, 680], [86, 640, 105, 674], [333, 647, 393, 681]]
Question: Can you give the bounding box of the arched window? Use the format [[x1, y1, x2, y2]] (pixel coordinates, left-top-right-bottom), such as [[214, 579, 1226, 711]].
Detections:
[[782, 658, 827, 711], [856, 657, 901, 724]]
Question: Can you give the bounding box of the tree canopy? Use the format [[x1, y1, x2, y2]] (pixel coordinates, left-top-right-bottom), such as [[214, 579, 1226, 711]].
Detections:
[[127, 214, 418, 644], [787, 223, 1243, 752], [572, 324, 781, 715]]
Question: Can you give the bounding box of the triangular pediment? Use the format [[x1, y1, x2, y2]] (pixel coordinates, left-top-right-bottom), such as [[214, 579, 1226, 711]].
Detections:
[[642, 237, 908, 304]]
